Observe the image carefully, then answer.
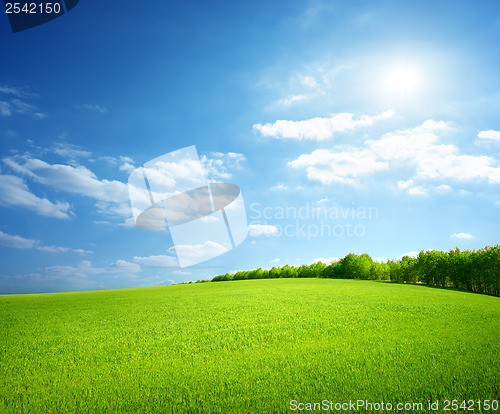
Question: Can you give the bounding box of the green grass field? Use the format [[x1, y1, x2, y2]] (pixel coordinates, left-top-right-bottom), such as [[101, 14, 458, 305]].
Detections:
[[1, 279, 499, 413]]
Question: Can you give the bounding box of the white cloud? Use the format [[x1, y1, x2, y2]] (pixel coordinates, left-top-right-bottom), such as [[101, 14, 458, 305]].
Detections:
[[0, 98, 46, 118], [0, 85, 36, 98], [39, 246, 92, 254], [119, 162, 135, 173], [118, 217, 136, 227], [0, 101, 11, 116], [268, 69, 337, 108], [45, 259, 141, 279], [407, 186, 428, 196], [107, 260, 141, 273], [314, 256, 341, 264], [478, 130, 500, 141], [94, 201, 132, 218], [271, 258, 280, 263], [367, 120, 500, 187], [53, 142, 92, 160], [4, 157, 129, 203], [9, 99, 34, 113], [419, 119, 450, 131], [0, 230, 92, 254], [0, 271, 99, 294], [289, 149, 388, 185], [0, 86, 21, 96], [100, 155, 136, 173], [120, 155, 134, 164], [3, 156, 135, 221], [397, 179, 414, 190], [286, 118, 500, 189], [0, 86, 45, 118], [80, 104, 108, 113], [0, 174, 71, 219], [0, 256, 156, 293], [253, 110, 394, 141], [248, 224, 279, 236], [397, 180, 428, 196], [168, 241, 228, 261], [2, 155, 140, 223], [276, 94, 309, 107], [261, 62, 348, 109], [435, 184, 452, 193], [0, 230, 35, 249], [118, 156, 136, 173], [141, 157, 206, 196], [417, 154, 500, 184], [451, 232, 475, 240], [400, 251, 419, 258], [270, 183, 287, 191], [134, 254, 179, 267], [200, 152, 246, 181], [368, 120, 454, 162], [299, 2, 333, 28], [314, 198, 330, 206], [299, 75, 318, 88]]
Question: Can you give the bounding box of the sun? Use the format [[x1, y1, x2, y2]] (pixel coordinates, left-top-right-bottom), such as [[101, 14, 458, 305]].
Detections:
[[385, 65, 421, 97]]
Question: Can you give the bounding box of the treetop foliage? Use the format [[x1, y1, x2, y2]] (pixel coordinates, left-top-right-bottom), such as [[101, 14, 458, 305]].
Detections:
[[211, 246, 500, 296]]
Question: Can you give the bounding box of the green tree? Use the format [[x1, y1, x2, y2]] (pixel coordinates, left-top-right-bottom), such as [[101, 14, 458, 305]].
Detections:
[[335, 253, 373, 279]]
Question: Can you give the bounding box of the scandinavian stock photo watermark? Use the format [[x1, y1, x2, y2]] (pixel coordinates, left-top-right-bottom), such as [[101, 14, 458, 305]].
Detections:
[[127, 146, 248, 268], [249, 202, 379, 241], [289, 399, 499, 412]]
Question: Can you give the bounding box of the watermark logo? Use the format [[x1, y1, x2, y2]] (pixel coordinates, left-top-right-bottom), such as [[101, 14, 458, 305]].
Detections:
[[4, 0, 79, 33], [249, 202, 378, 241], [127, 146, 248, 268]]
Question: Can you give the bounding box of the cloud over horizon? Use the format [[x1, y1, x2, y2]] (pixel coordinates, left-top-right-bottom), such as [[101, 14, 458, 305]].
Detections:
[[0, 230, 92, 254], [288, 118, 500, 189], [253, 110, 394, 141]]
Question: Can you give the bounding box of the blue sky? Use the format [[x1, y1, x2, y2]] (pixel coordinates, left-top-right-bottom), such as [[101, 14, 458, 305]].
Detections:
[[1, 0, 500, 293]]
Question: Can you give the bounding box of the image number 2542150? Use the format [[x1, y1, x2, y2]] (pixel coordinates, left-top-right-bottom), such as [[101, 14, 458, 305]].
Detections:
[[3, 0, 79, 32]]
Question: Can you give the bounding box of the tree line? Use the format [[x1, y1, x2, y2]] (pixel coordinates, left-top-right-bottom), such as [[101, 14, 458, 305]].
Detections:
[[211, 246, 500, 296]]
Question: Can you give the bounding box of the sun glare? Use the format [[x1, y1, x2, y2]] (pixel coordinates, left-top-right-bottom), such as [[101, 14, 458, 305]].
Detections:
[[385, 65, 421, 97]]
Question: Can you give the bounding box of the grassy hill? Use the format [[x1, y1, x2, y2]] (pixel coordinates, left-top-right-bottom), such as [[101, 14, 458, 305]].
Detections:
[[1, 279, 499, 413]]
